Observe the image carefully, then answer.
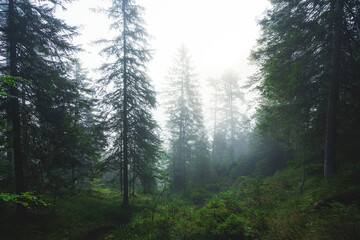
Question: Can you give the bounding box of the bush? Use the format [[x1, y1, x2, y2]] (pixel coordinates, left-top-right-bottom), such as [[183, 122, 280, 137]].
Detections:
[[217, 214, 246, 239]]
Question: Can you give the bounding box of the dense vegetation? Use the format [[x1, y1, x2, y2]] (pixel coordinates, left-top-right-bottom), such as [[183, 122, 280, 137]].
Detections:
[[1, 0, 359, 239]]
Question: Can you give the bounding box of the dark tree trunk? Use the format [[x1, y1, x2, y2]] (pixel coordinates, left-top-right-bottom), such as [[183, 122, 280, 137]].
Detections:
[[324, 0, 344, 180], [120, 159, 123, 194], [132, 174, 135, 196], [6, 109, 13, 188], [9, 0, 26, 216], [300, 144, 306, 194]]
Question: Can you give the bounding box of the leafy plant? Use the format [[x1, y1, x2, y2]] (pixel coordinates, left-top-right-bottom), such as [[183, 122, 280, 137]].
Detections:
[[0, 192, 49, 208]]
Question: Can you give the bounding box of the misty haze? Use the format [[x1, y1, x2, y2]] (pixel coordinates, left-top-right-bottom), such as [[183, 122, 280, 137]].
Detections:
[[1, 0, 359, 239]]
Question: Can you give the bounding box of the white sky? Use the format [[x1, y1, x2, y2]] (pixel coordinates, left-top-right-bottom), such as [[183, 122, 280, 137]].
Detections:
[[57, 0, 270, 132]]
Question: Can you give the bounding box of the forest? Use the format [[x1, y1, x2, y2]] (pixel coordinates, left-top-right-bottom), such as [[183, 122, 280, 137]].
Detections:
[[0, 0, 360, 239]]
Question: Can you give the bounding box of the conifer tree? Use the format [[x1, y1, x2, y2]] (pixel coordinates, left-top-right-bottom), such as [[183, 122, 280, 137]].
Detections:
[[0, 0, 79, 207], [165, 45, 209, 191], [207, 77, 220, 164], [220, 70, 244, 162], [0, 0, 105, 203], [252, 0, 360, 179], [98, 0, 160, 206], [208, 70, 247, 164]]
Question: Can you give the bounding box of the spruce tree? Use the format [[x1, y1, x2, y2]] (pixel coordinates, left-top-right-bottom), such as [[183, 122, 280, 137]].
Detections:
[[208, 70, 246, 164], [0, 0, 77, 202], [0, 0, 104, 200], [207, 77, 220, 164], [252, 0, 360, 179], [220, 70, 244, 162], [165, 45, 209, 192], [98, 0, 160, 206]]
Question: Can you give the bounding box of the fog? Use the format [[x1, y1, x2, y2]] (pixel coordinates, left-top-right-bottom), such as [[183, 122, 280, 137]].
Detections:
[[57, 0, 270, 133]]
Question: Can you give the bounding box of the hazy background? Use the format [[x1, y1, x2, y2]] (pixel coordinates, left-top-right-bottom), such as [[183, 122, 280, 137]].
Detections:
[[57, 0, 270, 131]]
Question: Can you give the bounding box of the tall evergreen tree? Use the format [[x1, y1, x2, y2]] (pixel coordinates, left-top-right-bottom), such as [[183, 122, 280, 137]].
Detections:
[[208, 70, 247, 164], [98, 0, 160, 206], [220, 70, 245, 162], [0, 0, 80, 211], [207, 77, 220, 164], [65, 61, 106, 192], [0, 0, 105, 204], [324, 0, 344, 179], [165, 45, 209, 192], [252, 0, 360, 179]]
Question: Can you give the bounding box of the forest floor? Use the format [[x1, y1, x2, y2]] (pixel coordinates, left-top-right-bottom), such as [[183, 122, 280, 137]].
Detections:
[[79, 215, 129, 240], [1, 166, 360, 239]]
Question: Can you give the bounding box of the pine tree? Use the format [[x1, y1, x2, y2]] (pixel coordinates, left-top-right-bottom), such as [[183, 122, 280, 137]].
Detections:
[[98, 0, 160, 206]]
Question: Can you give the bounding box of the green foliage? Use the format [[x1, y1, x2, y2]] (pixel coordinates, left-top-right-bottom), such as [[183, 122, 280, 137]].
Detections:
[[217, 214, 246, 239], [0, 167, 359, 240], [88, 178, 105, 190], [104, 166, 360, 240], [0, 0, 104, 199], [0, 191, 49, 208], [187, 188, 212, 205], [0, 189, 128, 239], [251, 0, 360, 179], [0, 75, 26, 97]]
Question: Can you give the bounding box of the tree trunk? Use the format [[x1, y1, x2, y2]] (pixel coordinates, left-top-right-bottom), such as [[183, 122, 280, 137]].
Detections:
[[120, 159, 123, 194], [6, 109, 13, 189], [300, 144, 306, 194], [230, 86, 235, 162], [181, 72, 186, 193], [324, 0, 344, 180], [9, 0, 26, 217], [212, 87, 218, 163], [122, 0, 129, 207], [132, 174, 135, 196]]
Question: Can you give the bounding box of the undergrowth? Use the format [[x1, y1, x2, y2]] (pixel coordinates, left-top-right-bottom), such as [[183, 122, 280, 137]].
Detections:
[[0, 189, 128, 239], [105, 167, 360, 240], [1, 167, 359, 239]]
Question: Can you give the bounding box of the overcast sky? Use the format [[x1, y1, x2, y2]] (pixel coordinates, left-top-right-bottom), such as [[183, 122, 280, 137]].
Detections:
[[57, 0, 270, 130]]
